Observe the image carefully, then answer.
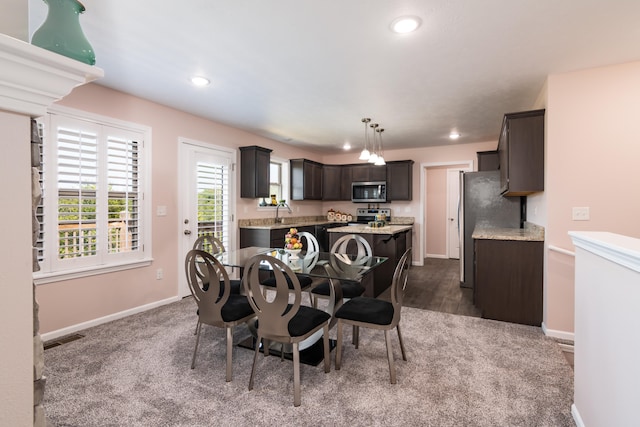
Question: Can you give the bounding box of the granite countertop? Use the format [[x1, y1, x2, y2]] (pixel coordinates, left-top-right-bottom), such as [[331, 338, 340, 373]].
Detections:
[[472, 223, 545, 242], [328, 224, 413, 235], [239, 216, 415, 230]]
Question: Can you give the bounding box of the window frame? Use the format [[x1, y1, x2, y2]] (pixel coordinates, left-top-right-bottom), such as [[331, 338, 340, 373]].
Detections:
[[258, 156, 289, 209], [34, 105, 153, 285]]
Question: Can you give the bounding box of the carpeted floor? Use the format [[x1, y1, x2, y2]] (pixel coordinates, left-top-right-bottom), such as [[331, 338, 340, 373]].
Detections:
[[43, 297, 575, 426]]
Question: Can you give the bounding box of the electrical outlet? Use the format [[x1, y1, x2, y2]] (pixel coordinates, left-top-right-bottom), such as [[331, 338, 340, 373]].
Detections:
[[156, 268, 163, 280], [572, 207, 590, 221]]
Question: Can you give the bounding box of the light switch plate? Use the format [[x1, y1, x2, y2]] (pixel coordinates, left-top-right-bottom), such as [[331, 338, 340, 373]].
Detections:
[[572, 207, 590, 221]]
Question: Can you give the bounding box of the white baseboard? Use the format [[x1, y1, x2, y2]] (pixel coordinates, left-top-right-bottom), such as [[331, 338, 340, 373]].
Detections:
[[41, 296, 181, 342], [571, 404, 585, 427], [541, 322, 575, 343], [426, 253, 448, 259]]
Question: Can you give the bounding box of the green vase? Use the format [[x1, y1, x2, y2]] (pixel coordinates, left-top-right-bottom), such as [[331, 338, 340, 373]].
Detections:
[[31, 0, 96, 65]]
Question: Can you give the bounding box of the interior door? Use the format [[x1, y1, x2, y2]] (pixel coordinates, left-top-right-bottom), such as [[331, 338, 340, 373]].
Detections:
[[447, 169, 461, 259], [179, 140, 235, 297]]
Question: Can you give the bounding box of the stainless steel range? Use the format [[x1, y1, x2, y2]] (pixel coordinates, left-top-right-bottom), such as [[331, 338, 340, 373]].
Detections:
[[352, 208, 392, 224]]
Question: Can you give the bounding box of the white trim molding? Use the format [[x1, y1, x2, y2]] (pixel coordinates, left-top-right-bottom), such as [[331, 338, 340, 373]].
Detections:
[[569, 231, 640, 273], [41, 296, 181, 342], [0, 34, 103, 117]]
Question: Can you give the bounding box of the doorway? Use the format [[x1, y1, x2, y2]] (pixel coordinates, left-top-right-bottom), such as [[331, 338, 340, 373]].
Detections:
[[421, 161, 472, 262], [178, 139, 236, 297]]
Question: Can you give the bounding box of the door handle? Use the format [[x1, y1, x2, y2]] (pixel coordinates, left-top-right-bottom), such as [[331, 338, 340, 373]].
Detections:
[[184, 230, 192, 235]]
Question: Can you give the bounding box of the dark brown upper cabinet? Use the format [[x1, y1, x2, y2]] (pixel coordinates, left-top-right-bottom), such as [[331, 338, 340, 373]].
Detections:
[[477, 150, 499, 171], [386, 160, 414, 201], [351, 164, 387, 182], [240, 146, 272, 198], [322, 164, 343, 201], [498, 109, 545, 196], [290, 159, 323, 200]]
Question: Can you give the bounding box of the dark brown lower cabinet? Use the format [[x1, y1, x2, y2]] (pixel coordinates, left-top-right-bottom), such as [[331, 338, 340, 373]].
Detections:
[[329, 229, 412, 298], [474, 238, 543, 326]]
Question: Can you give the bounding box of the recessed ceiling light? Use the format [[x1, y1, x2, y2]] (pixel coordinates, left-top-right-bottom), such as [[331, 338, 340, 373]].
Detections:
[[449, 132, 461, 140], [343, 142, 351, 150], [190, 76, 210, 87], [390, 16, 422, 34]]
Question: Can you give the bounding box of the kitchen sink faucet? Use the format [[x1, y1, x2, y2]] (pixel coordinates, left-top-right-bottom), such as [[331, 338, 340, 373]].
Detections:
[[275, 202, 292, 223]]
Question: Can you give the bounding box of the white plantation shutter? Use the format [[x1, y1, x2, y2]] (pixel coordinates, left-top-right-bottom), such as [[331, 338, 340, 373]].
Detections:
[[56, 125, 99, 259], [106, 133, 140, 254], [196, 159, 231, 250], [37, 110, 150, 277]]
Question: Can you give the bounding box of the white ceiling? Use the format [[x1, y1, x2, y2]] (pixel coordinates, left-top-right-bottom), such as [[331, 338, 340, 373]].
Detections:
[[28, 0, 640, 153]]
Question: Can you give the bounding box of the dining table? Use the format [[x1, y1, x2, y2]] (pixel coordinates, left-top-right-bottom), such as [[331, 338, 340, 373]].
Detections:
[[214, 246, 388, 365]]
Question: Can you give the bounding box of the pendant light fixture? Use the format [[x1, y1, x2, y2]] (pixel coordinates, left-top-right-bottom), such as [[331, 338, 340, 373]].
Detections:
[[368, 123, 379, 163], [374, 128, 386, 165], [358, 118, 371, 160]]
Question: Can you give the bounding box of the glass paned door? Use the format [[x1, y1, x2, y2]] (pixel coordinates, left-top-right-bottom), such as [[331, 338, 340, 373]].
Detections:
[[179, 140, 235, 297]]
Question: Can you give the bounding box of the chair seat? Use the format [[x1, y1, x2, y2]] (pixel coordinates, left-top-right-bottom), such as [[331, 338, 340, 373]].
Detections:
[[221, 295, 255, 322], [198, 294, 254, 323], [203, 279, 242, 295], [261, 274, 313, 289], [311, 280, 365, 299], [255, 304, 331, 337], [335, 297, 394, 326]]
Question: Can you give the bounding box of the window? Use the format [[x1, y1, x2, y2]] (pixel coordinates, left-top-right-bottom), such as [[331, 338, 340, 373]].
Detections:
[[35, 107, 151, 282], [269, 161, 282, 202], [258, 157, 289, 207]]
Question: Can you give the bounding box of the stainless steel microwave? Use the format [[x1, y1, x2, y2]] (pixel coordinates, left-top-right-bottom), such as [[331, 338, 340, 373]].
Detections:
[[351, 181, 387, 203]]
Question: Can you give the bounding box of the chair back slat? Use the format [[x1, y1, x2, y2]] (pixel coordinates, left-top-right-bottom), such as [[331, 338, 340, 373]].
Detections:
[[331, 234, 372, 258], [297, 231, 320, 252], [193, 235, 226, 254], [185, 249, 232, 325], [391, 248, 412, 325], [243, 255, 301, 338]]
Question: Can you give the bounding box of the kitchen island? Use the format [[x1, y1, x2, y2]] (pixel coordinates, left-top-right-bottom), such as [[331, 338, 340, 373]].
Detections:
[[472, 223, 544, 325], [328, 224, 413, 297]]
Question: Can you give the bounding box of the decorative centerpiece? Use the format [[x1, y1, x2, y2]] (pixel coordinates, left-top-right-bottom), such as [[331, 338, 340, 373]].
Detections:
[[284, 228, 302, 258]]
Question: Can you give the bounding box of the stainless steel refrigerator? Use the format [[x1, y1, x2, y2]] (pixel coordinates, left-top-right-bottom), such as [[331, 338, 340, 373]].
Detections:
[[459, 170, 522, 289]]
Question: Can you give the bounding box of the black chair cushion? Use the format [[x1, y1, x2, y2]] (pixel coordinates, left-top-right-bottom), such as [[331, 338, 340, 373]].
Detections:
[[311, 280, 365, 299], [288, 305, 331, 337], [261, 274, 313, 289], [335, 297, 394, 326], [254, 305, 330, 337], [220, 295, 255, 322], [203, 279, 242, 296]]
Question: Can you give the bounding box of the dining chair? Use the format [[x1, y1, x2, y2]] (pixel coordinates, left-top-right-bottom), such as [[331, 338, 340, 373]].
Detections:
[[192, 235, 242, 335], [311, 233, 372, 308], [185, 249, 255, 382], [243, 254, 331, 407], [259, 231, 317, 300], [334, 247, 412, 384]]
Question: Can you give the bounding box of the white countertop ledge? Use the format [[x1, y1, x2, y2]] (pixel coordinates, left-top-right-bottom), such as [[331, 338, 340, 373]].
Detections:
[[569, 231, 640, 273]]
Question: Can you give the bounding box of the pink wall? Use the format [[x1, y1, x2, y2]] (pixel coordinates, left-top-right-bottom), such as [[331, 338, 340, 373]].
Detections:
[[37, 83, 325, 334], [544, 60, 640, 336]]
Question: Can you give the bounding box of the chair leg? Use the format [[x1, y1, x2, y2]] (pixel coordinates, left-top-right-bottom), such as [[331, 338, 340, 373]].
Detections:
[[293, 342, 301, 407], [322, 324, 330, 373], [249, 336, 261, 391], [396, 324, 407, 361], [225, 326, 233, 382], [384, 329, 397, 384], [194, 319, 200, 335], [335, 320, 343, 370], [191, 321, 202, 369], [263, 339, 270, 357], [353, 325, 360, 349], [312, 294, 318, 308]]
